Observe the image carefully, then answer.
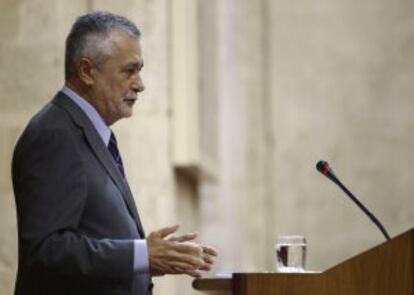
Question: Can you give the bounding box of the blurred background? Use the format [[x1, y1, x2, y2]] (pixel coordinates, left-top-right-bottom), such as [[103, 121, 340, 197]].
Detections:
[[1, 0, 414, 294]]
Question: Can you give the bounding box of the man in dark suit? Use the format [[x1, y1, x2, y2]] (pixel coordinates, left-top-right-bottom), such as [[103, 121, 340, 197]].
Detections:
[[12, 11, 216, 295]]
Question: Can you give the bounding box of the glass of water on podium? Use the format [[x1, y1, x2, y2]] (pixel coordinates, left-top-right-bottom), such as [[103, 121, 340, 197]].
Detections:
[[275, 235, 307, 273]]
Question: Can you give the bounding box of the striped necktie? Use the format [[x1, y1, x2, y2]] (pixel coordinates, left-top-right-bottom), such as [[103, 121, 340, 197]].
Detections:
[[108, 132, 126, 179]]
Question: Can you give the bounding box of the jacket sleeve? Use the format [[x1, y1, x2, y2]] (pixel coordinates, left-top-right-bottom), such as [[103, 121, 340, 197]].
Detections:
[[12, 127, 134, 279]]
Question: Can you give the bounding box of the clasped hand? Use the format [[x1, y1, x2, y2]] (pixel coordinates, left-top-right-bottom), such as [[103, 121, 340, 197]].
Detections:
[[147, 224, 217, 278]]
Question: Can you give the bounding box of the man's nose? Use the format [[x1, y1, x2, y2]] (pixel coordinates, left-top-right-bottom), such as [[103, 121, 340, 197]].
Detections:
[[131, 76, 145, 93]]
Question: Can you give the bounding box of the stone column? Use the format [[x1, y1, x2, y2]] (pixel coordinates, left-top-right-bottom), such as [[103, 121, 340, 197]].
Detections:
[[198, 0, 270, 273]]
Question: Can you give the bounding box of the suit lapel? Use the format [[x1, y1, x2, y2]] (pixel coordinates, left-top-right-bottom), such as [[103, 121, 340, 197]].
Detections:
[[52, 92, 145, 237]]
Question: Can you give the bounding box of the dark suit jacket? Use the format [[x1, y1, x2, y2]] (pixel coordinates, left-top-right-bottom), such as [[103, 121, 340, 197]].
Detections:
[[12, 92, 152, 295]]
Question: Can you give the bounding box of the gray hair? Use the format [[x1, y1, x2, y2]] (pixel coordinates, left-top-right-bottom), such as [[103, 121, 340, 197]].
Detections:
[[65, 11, 141, 80]]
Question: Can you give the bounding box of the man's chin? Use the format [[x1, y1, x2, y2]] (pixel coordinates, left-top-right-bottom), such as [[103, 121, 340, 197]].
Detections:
[[122, 108, 134, 118], [109, 110, 133, 125]]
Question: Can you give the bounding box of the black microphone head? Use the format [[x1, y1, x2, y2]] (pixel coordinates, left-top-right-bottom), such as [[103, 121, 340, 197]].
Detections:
[[316, 160, 328, 173], [316, 160, 336, 180]]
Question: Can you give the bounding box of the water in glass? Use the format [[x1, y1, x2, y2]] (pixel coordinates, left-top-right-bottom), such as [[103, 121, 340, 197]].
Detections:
[[275, 236, 306, 273]]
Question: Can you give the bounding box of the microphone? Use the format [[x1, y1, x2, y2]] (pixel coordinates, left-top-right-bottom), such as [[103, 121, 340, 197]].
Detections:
[[316, 160, 390, 241]]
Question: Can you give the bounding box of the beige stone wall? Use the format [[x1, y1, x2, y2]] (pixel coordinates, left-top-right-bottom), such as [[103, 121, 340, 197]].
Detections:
[[2, 0, 414, 294], [197, 0, 414, 277], [268, 0, 414, 271]]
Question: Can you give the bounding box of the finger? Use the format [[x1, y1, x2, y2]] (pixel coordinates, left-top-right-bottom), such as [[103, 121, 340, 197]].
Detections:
[[203, 254, 215, 265], [201, 245, 218, 256], [167, 259, 201, 271], [198, 264, 212, 271], [168, 255, 212, 273], [172, 242, 203, 256], [150, 258, 198, 276], [169, 232, 198, 242], [187, 270, 202, 278], [155, 224, 180, 238], [199, 254, 215, 271], [169, 251, 204, 268], [156, 259, 201, 275], [171, 266, 184, 274]]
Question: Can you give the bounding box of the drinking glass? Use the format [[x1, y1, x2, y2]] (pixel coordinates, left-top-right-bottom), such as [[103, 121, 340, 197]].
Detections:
[[274, 235, 306, 273]]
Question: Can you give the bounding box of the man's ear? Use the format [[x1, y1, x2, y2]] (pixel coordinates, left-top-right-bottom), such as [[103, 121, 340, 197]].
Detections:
[[78, 57, 96, 86]]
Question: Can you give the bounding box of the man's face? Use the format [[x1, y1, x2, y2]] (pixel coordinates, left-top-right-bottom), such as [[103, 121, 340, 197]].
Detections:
[[90, 30, 144, 125]]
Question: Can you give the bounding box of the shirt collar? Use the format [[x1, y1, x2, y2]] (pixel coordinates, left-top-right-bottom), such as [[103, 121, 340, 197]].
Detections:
[[61, 85, 111, 146]]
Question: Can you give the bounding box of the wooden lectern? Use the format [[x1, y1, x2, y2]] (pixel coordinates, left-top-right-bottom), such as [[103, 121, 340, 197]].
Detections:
[[193, 228, 414, 294]]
